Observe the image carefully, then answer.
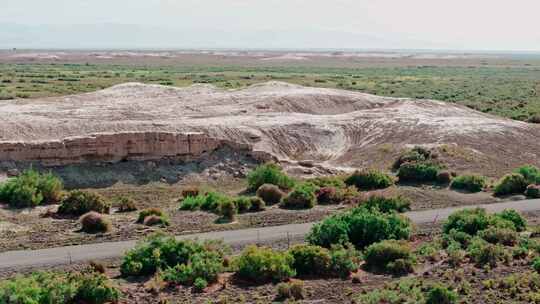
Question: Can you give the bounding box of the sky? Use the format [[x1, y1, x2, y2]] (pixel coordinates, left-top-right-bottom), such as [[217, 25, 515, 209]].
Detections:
[[2, 0, 540, 51]]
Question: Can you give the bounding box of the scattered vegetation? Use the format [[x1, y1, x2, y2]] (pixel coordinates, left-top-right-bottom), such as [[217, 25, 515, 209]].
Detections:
[[0, 270, 120, 304], [115, 196, 137, 212], [360, 195, 411, 213], [57, 190, 110, 216], [137, 208, 169, 226], [0, 169, 63, 208]]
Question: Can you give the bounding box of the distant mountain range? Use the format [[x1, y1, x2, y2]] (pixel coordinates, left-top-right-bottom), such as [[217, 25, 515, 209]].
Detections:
[[0, 23, 443, 50]]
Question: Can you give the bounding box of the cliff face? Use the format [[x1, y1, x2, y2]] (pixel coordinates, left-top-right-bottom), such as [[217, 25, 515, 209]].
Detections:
[[0, 132, 260, 166]]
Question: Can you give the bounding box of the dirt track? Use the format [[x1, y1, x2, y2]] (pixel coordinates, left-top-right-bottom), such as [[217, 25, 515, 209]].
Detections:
[[0, 81, 538, 176]]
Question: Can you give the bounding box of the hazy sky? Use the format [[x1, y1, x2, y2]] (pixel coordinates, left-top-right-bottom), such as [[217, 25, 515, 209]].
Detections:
[[2, 0, 540, 50]]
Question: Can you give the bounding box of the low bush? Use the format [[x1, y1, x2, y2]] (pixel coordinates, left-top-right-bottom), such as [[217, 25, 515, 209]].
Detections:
[[307, 176, 346, 188], [436, 171, 453, 184], [179, 191, 231, 212], [533, 257, 540, 272], [392, 146, 432, 170], [450, 174, 487, 193], [514, 165, 540, 185], [256, 184, 285, 205], [0, 169, 63, 208], [280, 183, 318, 209], [467, 237, 509, 267], [344, 170, 394, 190], [80, 212, 112, 233], [288, 244, 331, 276], [137, 208, 167, 223], [478, 227, 518, 246], [397, 162, 440, 183], [182, 187, 200, 198], [218, 200, 237, 221], [443, 208, 491, 236], [143, 215, 170, 227], [494, 173, 528, 196], [526, 184, 540, 198], [247, 163, 295, 191], [276, 279, 304, 300], [315, 186, 343, 205], [235, 245, 295, 283], [360, 195, 411, 213], [248, 196, 265, 211], [233, 196, 252, 213], [363, 240, 416, 275], [496, 209, 527, 232], [425, 285, 458, 304], [58, 190, 110, 216], [328, 245, 361, 277], [308, 207, 412, 250], [115, 196, 137, 212], [121, 234, 229, 285], [0, 271, 120, 304], [193, 277, 207, 293]]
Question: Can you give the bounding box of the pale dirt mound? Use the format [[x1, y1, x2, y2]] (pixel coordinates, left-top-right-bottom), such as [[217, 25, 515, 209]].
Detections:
[[0, 81, 538, 177]]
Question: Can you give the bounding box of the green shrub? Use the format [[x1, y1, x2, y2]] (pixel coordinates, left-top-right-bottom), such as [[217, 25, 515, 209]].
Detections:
[[494, 173, 528, 196], [0, 170, 63, 208], [307, 176, 346, 188], [161, 249, 223, 286], [235, 245, 295, 283], [478, 227, 518, 246], [80, 212, 112, 233], [363, 240, 416, 275], [328, 245, 360, 277], [0, 271, 120, 304], [256, 184, 284, 205], [361, 195, 411, 213], [248, 196, 265, 212], [467, 237, 508, 267], [526, 184, 540, 198], [193, 277, 207, 293], [137, 208, 167, 223], [200, 191, 231, 211], [397, 162, 440, 183], [392, 146, 432, 170], [442, 208, 491, 236], [344, 170, 394, 190], [280, 183, 317, 209], [514, 165, 540, 185], [218, 200, 237, 221], [442, 229, 472, 248], [308, 207, 412, 250], [58, 190, 110, 216], [179, 194, 206, 211], [288, 244, 331, 276], [121, 234, 228, 282], [450, 174, 487, 192], [276, 279, 305, 300], [533, 257, 540, 272], [247, 163, 295, 191], [233, 196, 251, 213], [496, 209, 527, 232], [115, 196, 137, 212], [425, 285, 458, 304]]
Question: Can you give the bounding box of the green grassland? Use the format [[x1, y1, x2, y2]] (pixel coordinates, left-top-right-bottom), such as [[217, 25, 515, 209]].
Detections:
[[1, 63, 540, 121]]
